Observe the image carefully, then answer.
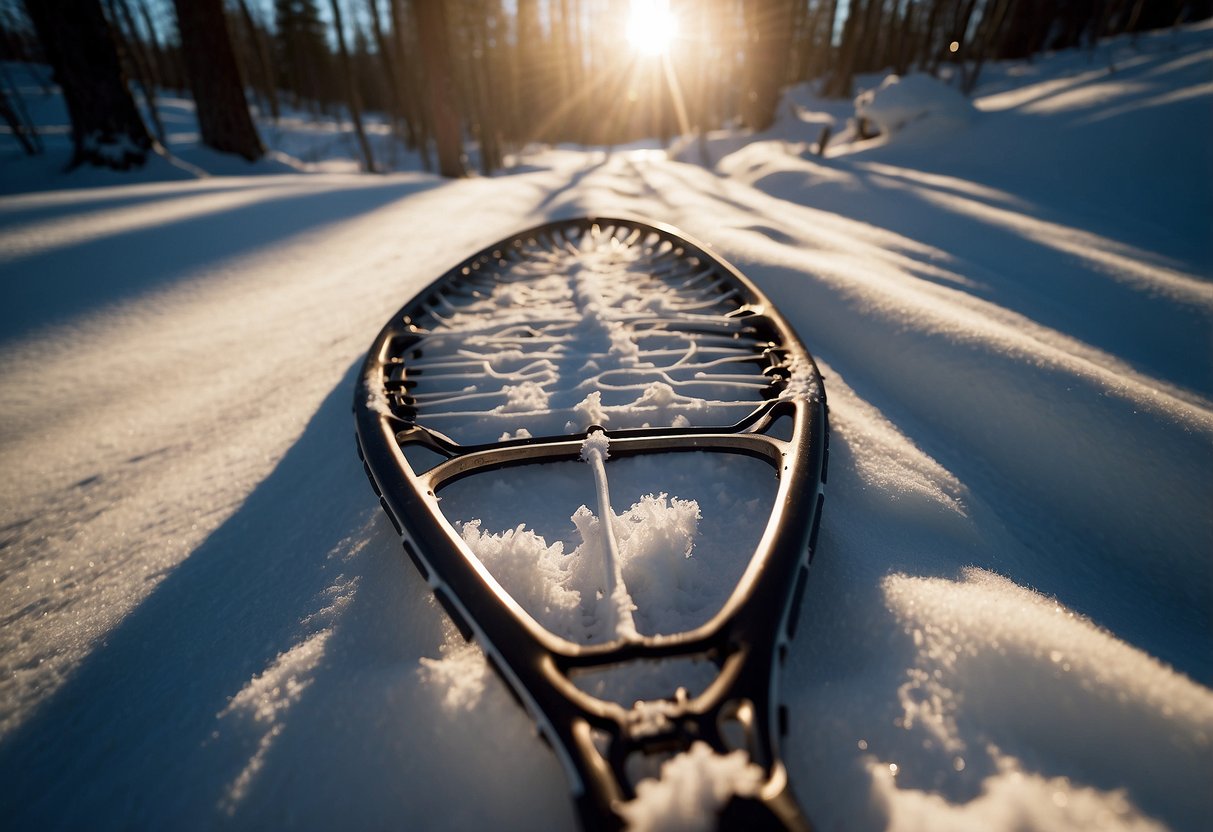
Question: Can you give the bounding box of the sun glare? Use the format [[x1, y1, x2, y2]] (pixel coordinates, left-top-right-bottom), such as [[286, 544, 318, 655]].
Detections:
[[626, 0, 678, 56]]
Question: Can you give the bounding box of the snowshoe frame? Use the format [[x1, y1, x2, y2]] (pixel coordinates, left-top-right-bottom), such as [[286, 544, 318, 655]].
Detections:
[[354, 216, 828, 831]]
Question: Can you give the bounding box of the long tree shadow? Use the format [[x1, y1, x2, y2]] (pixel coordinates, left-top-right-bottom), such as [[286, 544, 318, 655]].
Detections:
[[0, 362, 425, 828], [0, 177, 441, 344], [658, 143, 1213, 398], [584, 146, 1212, 680], [0, 177, 316, 230], [749, 254, 1213, 684], [0, 358, 578, 831], [532, 155, 610, 212]]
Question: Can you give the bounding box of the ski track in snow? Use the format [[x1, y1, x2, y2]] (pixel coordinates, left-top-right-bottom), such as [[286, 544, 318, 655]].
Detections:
[[1, 24, 1211, 832]]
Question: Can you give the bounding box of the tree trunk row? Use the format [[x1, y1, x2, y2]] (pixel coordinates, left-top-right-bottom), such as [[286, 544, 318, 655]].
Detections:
[[19, 0, 1212, 175]]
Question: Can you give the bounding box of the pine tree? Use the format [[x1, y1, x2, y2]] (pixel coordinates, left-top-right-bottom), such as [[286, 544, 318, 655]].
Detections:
[[234, 0, 281, 120], [328, 0, 376, 171]]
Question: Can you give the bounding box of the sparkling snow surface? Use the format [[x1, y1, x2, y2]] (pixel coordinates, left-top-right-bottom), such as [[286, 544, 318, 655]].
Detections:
[[2, 23, 1212, 832]]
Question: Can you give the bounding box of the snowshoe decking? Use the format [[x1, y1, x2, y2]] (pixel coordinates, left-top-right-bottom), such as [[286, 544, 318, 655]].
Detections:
[[354, 216, 828, 831]]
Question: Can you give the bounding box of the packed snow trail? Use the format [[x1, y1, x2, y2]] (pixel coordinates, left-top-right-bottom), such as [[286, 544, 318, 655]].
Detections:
[[1, 24, 1211, 832]]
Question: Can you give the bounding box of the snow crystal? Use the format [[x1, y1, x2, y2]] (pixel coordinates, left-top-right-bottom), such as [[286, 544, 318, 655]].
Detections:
[[634, 381, 678, 409], [609, 325, 642, 361], [458, 519, 583, 632], [782, 356, 821, 400], [627, 698, 682, 738]]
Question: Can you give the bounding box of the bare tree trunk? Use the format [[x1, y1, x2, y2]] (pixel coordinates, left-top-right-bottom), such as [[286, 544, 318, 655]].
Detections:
[[944, 0, 980, 83], [367, 0, 410, 146], [0, 83, 40, 155], [515, 0, 544, 143], [890, 0, 916, 75], [741, 0, 795, 130], [135, 0, 173, 92], [788, 0, 810, 81], [415, 0, 466, 176], [23, 0, 153, 169], [328, 0, 376, 171], [235, 0, 279, 120], [962, 0, 1016, 92], [172, 0, 263, 160], [0, 59, 43, 153], [823, 0, 864, 97], [486, 0, 518, 157], [812, 0, 839, 81], [856, 0, 886, 73], [563, 0, 585, 141], [466, 0, 502, 173], [107, 0, 166, 145], [509, 0, 528, 145], [918, 0, 946, 70], [391, 0, 433, 169]]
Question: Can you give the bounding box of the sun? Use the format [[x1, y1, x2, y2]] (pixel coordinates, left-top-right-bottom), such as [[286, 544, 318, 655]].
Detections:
[[626, 0, 678, 56]]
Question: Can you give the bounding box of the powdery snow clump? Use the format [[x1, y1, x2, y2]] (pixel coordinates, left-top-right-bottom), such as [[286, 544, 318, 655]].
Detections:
[[497, 381, 552, 413], [616, 742, 765, 832], [457, 492, 702, 644], [855, 74, 977, 140]]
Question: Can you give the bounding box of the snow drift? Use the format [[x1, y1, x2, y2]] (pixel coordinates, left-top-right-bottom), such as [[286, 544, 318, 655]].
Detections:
[[855, 74, 978, 139]]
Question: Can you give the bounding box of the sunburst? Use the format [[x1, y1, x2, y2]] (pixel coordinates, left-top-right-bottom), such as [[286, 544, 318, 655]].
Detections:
[[626, 0, 678, 56]]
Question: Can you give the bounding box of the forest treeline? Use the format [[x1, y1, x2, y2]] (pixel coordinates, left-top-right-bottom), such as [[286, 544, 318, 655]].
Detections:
[[1, 0, 1210, 177]]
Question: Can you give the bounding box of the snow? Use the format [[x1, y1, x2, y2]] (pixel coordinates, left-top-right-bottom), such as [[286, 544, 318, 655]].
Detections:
[[616, 742, 765, 832], [441, 452, 774, 645], [878, 568, 1213, 830], [2, 22, 1212, 832], [394, 220, 782, 443], [855, 74, 978, 140]]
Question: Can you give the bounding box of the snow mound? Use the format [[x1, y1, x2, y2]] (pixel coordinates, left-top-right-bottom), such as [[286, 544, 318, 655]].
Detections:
[[875, 567, 1213, 830], [856, 74, 977, 140], [867, 753, 1168, 832], [616, 742, 764, 832]]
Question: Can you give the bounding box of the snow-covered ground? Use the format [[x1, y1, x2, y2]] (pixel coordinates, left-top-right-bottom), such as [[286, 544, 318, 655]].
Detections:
[[1, 22, 1211, 832]]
